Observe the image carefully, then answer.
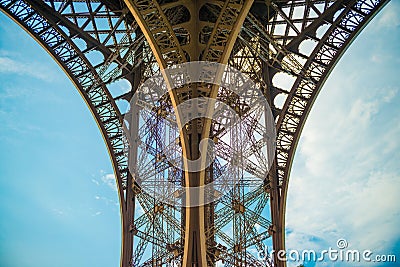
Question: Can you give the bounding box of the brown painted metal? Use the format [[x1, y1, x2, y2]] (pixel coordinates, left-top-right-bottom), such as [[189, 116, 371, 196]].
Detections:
[[0, 0, 390, 266], [123, 1, 254, 265]]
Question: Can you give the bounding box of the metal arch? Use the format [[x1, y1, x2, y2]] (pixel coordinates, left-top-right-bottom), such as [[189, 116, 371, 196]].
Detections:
[[225, 1, 389, 265], [0, 0, 391, 267], [272, 0, 389, 259], [277, 0, 390, 196], [248, 2, 391, 186], [0, 1, 182, 266], [259, 0, 391, 186], [0, 0, 143, 265]]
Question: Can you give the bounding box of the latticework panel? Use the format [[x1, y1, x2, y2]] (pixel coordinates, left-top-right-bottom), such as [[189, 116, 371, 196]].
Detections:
[[0, 0, 389, 266]]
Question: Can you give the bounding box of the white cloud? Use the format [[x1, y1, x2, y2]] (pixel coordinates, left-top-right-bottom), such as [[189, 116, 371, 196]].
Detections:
[[52, 208, 65, 216], [92, 211, 102, 216], [91, 172, 120, 208], [285, 72, 400, 265], [0, 56, 57, 81], [51, 207, 73, 217], [100, 172, 118, 192], [95, 194, 119, 207]]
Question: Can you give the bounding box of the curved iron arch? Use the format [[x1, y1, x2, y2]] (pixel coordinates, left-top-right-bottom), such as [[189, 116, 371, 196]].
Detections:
[[0, 0, 390, 266], [0, 1, 151, 264], [228, 0, 390, 257], [273, 0, 390, 250]]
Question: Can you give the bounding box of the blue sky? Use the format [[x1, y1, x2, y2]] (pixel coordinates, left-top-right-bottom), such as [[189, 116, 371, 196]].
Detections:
[[0, 2, 399, 267], [0, 12, 120, 267]]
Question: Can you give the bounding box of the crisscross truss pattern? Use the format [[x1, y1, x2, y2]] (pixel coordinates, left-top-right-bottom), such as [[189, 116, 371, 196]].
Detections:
[[0, 0, 389, 266]]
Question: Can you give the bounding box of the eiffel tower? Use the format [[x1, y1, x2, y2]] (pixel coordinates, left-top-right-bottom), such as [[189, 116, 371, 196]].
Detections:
[[0, 0, 389, 266]]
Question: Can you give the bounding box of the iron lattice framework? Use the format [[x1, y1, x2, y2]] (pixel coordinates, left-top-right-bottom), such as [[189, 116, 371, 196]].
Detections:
[[0, 0, 389, 266]]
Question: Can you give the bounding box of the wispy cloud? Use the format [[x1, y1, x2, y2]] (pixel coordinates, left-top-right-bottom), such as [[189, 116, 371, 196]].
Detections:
[[285, 73, 400, 265], [94, 195, 119, 207], [375, 2, 400, 29], [100, 172, 118, 192], [0, 56, 58, 82], [52, 208, 66, 216], [91, 171, 120, 208]]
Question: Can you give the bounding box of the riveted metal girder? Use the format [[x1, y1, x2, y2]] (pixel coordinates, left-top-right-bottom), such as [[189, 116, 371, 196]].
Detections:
[[0, 0, 390, 267], [122, 1, 255, 266], [228, 1, 390, 265]]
